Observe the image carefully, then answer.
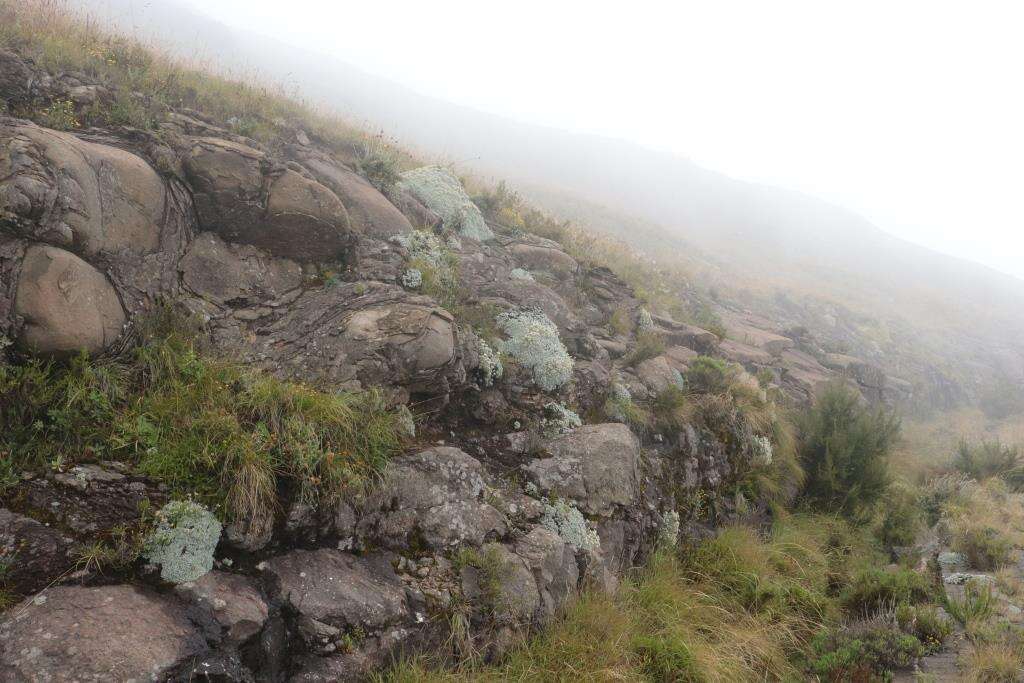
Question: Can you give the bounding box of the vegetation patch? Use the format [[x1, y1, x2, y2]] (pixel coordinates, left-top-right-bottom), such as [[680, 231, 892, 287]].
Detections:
[[0, 309, 405, 537], [495, 309, 573, 392]]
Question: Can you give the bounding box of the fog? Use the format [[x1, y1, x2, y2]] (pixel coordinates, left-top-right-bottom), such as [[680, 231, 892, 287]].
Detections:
[[113, 0, 1022, 283]]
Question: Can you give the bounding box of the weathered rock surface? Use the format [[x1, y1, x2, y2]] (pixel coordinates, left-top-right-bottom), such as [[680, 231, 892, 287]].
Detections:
[[301, 154, 414, 239], [180, 232, 302, 306], [263, 549, 409, 634], [0, 121, 165, 256], [184, 137, 352, 261], [359, 447, 506, 550], [0, 585, 208, 682], [0, 509, 74, 594], [525, 423, 641, 517], [176, 571, 269, 643], [13, 244, 126, 355]]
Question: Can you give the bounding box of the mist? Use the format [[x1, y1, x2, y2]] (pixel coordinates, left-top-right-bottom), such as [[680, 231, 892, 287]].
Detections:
[[95, 0, 1024, 282]]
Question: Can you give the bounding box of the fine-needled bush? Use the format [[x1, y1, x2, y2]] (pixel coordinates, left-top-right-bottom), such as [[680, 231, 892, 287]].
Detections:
[[796, 383, 900, 518]]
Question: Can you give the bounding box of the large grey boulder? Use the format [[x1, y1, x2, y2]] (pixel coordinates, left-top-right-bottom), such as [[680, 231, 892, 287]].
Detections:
[[0, 585, 208, 682], [263, 550, 408, 634], [13, 244, 126, 356], [524, 423, 642, 517], [0, 121, 165, 256], [358, 447, 506, 550], [460, 543, 540, 624], [184, 137, 353, 261]]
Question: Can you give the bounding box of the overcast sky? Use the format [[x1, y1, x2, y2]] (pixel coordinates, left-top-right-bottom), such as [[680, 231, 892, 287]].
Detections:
[[180, 0, 1024, 281]]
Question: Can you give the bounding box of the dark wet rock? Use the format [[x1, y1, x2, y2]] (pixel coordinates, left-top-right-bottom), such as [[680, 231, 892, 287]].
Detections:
[[358, 447, 506, 551], [176, 571, 269, 643], [0, 508, 75, 595], [0, 585, 209, 682]]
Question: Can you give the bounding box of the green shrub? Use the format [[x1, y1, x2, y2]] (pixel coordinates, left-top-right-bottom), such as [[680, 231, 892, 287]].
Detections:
[[38, 97, 79, 129], [796, 383, 900, 518], [953, 439, 1024, 489], [944, 580, 995, 626], [684, 356, 735, 395], [895, 603, 951, 653], [623, 330, 665, 367], [841, 568, 934, 615], [809, 620, 924, 681], [953, 525, 1012, 571], [876, 486, 923, 547]]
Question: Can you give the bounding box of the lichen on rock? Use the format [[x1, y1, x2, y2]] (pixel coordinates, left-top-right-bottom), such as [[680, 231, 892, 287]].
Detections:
[[496, 308, 573, 392], [397, 166, 494, 241], [143, 500, 221, 584]]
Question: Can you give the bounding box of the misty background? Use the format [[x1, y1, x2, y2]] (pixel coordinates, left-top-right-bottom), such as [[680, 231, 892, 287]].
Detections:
[[72, 0, 1024, 404]]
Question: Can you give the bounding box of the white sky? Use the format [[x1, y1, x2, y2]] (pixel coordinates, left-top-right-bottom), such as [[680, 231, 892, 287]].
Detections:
[[184, 0, 1024, 281]]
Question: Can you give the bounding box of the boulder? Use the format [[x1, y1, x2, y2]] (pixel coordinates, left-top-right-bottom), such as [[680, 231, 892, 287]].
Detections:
[[509, 242, 578, 278], [13, 244, 126, 356], [184, 137, 352, 261], [263, 550, 408, 634], [514, 527, 579, 619], [176, 571, 269, 643], [0, 585, 208, 682], [719, 338, 773, 366], [358, 447, 506, 550], [461, 543, 540, 624], [0, 508, 75, 595], [524, 423, 641, 517], [180, 233, 302, 306], [636, 355, 682, 394], [302, 156, 413, 239], [0, 122, 165, 256]]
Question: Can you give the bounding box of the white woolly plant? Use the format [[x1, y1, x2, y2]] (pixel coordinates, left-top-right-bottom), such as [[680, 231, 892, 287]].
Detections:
[[509, 267, 534, 281], [144, 500, 221, 584], [540, 499, 600, 553], [476, 338, 504, 387], [658, 510, 681, 548], [605, 382, 634, 423], [397, 166, 494, 241], [542, 402, 582, 437], [400, 268, 423, 289], [637, 308, 656, 334], [495, 308, 573, 392]]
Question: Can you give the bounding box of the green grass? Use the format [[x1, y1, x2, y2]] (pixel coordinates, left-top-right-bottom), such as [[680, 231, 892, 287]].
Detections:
[[379, 514, 899, 682], [0, 307, 405, 531]]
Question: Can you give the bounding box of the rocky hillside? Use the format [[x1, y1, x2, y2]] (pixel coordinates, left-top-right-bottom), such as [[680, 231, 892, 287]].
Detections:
[[0, 12, 952, 682]]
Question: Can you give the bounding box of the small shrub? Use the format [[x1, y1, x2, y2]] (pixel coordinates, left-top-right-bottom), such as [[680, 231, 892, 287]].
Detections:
[[143, 500, 221, 584], [475, 338, 503, 388], [876, 486, 923, 547], [623, 330, 665, 367], [895, 603, 952, 653], [953, 439, 1024, 489], [603, 381, 649, 431], [509, 267, 534, 281], [398, 166, 493, 241], [496, 308, 573, 392], [400, 268, 422, 289], [953, 524, 1012, 571], [841, 567, 934, 615], [355, 134, 402, 195], [636, 308, 655, 334], [608, 306, 632, 336], [38, 98, 79, 129], [797, 383, 900, 518], [945, 579, 995, 626], [684, 356, 735, 395], [541, 402, 582, 437], [809, 619, 924, 681], [657, 509, 681, 548]]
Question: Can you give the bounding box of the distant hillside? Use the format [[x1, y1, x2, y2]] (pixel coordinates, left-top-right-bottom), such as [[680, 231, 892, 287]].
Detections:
[[75, 0, 1024, 409]]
